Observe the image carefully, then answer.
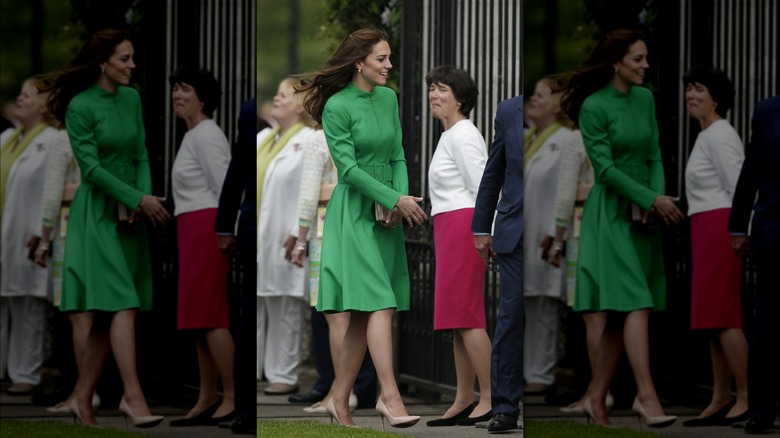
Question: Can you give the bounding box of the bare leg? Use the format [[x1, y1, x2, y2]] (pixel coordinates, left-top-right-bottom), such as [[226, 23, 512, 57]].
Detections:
[[366, 309, 410, 418], [330, 312, 369, 425], [109, 309, 153, 417], [623, 309, 667, 417], [719, 328, 749, 417], [321, 312, 349, 406], [75, 313, 111, 426], [588, 314, 624, 426], [204, 328, 235, 417], [441, 330, 475, 418], [65, 312, 94, 404], [578, 312, 607, 405], [184, 336, 219, 418], [460, 328, 492, 417]]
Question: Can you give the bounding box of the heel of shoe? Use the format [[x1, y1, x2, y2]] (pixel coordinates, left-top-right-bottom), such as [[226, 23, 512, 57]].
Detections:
[[123, 414, 129, 432], [379, 414, 386, 432]]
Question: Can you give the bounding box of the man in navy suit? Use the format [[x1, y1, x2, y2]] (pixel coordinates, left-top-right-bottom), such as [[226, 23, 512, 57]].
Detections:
[[471, 95, 525, 433], [214, 98, 257, 434], [728, 94, 780, 434]]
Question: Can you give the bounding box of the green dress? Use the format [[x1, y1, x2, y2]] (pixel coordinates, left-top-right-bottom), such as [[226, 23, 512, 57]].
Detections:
[[317, 83, 410, 312], [60, 85, 154, 312], [573, 84, 667, 312]]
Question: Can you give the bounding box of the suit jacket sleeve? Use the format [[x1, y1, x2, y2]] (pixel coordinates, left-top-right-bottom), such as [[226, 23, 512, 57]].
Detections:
[[728, 105, 763, 234], [472, 101, 507, 234]]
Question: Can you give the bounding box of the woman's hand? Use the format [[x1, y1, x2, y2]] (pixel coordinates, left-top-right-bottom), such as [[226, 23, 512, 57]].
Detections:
[[291, 241, 306, 267], [283, 234, 296, 262], [394, 195, 428, 228], [381, 207, 403, 228], [34, 239, 51, 267], [138, 196, 172, 226], [26, 235, 40, 262], [651, 195, 685, 226], [546, 239, 564, 267], [539, 235, 554, 262]]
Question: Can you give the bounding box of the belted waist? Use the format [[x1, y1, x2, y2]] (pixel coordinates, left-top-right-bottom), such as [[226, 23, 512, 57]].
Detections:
[[614, 162, 649, 185], [359, 163, 393, 185]]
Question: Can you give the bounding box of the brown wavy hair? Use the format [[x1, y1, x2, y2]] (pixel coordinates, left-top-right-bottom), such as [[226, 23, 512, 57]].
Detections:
[[557, 28, 645, 124], [296, 28, 389, 123], [45, 28, 133, 124]]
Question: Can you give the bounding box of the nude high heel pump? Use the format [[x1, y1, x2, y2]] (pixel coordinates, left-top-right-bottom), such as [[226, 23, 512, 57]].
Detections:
[[118, 398, 164, 430], [325, 398, 359, 428], [375, 398, 420, 431], [68, 398, 100, 428], [631, 398, 677, 429]]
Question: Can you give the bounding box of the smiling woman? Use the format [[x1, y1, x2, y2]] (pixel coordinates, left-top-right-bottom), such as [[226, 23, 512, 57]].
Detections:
[[44, 27, 171, 429]]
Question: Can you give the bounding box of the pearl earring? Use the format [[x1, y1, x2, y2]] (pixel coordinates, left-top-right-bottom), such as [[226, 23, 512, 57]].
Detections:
[[358, 67, 362, 73]]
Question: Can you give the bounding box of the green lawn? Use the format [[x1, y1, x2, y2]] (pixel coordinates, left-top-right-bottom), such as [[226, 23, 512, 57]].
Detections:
[[0, 420, 149, 437]]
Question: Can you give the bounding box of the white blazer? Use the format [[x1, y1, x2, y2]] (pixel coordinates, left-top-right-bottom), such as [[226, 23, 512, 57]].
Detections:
[[523, 126, 570, 298], [1, 126, 56, 299], [256, 126, 313, 299]]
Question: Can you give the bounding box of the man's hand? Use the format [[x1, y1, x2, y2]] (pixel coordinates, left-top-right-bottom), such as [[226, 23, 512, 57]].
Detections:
[[474, 234, 495, 266], [731, 235, 749, 260], [217, 235, 236, 260]]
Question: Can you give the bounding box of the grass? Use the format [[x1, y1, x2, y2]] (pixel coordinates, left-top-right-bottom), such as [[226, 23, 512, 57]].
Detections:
[[258, 419, 668, 437], [0, 420, 149, 437]]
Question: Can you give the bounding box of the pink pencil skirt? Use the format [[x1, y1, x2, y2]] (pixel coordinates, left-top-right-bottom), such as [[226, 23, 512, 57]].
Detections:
[[690, 208, 743, 330], [176, 208, 230, 330], [433, 208, 487, 330]]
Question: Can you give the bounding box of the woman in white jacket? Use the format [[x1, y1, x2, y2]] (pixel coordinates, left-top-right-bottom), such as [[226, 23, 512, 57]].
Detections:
[[522, 75, 571, 395], [0, 75, 57, 395], [257, 77, 314, 395]]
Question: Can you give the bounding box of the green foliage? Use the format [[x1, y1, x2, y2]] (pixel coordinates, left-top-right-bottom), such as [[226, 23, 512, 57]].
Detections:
[[258, 419, 396, 437], [317, 0, 402, 91], [257, 0, 402, 105]]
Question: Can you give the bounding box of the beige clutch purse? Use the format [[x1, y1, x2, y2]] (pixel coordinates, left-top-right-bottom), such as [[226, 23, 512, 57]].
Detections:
[[374, 202, 390, 221]]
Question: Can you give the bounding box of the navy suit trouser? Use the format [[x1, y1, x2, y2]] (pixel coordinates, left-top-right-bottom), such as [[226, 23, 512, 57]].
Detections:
[[491, 242, 524, 416], [235, 253, 257, 415], [748, 250, 780, 417]]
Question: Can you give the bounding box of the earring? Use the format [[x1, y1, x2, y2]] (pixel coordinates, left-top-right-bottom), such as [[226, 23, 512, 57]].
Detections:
[[358, 67, 362, 73]]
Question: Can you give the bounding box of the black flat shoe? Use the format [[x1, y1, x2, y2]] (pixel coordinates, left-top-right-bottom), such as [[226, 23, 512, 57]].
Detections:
[[230, 413, 256, 435], [204, 409, 237, 425], [487, 412, 519, 433], [169, 402, 220, 427], [288, 388, 325, 404], [683, 400, 735, 427], [426, 402, 476, 427], [719, 409, 751, 425], [456, 409, 494, 426]]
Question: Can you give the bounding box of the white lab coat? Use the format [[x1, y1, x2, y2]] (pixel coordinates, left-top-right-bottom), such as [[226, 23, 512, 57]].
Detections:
[[1, 126, 55, 298], [256, 126, 313, 299], [523, 126, 570, 299]]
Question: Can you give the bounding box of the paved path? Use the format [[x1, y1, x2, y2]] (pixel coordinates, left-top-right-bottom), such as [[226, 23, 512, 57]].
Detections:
[[0, 366, 759, 437]]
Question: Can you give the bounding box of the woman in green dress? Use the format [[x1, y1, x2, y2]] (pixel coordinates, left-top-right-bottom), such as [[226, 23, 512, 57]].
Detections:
[[557, 28, 684, 428], [298, 28, 428, 429], [46, 28, 171, 428]]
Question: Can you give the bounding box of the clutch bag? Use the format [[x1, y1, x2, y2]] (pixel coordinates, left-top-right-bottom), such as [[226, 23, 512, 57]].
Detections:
[[374, 202, 390, 222]]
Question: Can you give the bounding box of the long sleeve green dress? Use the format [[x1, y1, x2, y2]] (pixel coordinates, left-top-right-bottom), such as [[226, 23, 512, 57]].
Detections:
[[60, 85, 154, 312], [573, 84, 667, 312], [317, 83, 411, 313]]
